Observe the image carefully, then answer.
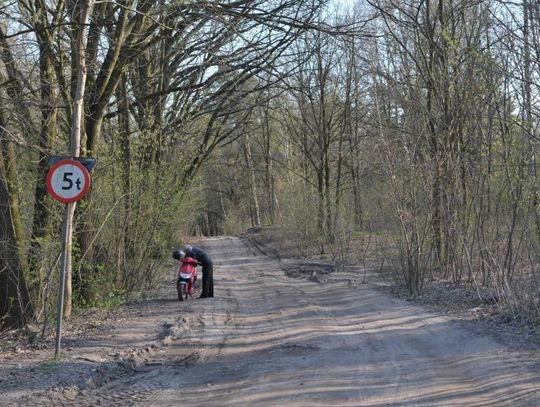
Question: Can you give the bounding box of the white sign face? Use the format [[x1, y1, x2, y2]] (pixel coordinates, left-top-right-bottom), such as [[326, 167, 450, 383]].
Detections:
[[47, 159, 91, 203]]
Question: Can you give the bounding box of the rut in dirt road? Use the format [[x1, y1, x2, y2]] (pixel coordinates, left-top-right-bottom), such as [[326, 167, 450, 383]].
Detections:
[[9, 236, 540, 406]]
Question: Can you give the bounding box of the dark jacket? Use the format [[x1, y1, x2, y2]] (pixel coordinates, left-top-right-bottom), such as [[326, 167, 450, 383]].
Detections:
[[185, 246, 212, 267]]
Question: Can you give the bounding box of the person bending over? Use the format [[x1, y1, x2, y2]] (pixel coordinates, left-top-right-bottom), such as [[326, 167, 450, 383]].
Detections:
[[183, 244, 213, 298]]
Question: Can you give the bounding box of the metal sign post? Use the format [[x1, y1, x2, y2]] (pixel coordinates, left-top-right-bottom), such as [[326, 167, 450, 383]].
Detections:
[[47, 157, 94, 358], [55, 203, 73, 358]]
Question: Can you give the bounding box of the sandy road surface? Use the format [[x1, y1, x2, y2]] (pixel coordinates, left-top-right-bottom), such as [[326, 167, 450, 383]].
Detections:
[[4, 236, 540, 406]]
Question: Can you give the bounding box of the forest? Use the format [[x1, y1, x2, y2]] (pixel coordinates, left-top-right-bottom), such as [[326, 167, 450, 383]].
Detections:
[[1, 0, 540, 332]]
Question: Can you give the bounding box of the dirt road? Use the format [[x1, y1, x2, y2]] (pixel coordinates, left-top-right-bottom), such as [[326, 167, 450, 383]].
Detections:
[[3, 236, 540, 406]]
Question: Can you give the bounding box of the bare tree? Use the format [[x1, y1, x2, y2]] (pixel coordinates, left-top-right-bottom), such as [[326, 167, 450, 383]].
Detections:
[[0, 110, 32, 328]]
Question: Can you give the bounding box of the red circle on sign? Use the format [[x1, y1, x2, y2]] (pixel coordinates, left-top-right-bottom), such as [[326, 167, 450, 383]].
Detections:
[[47, 159, 91, 203]]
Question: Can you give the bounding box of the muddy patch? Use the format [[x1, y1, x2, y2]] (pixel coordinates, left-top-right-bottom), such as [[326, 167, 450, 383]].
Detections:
[[281, 260, 336, 282]]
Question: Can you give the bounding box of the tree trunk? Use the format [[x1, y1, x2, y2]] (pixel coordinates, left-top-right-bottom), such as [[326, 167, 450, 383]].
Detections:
[[0, 25, 41, 271], [63, 0, 94, 319], [244, 134, 261, 227], [426, 0, 443, 266], [1, 136, 24, 259], [118, 73, 133, 284], [30, 23, 59, 281], [262, 103, 276, 224], [0, 147, 33, 329]]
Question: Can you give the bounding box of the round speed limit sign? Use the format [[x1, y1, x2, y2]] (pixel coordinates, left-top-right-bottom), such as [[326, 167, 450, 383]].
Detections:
[[47, 159, 91, 203]]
